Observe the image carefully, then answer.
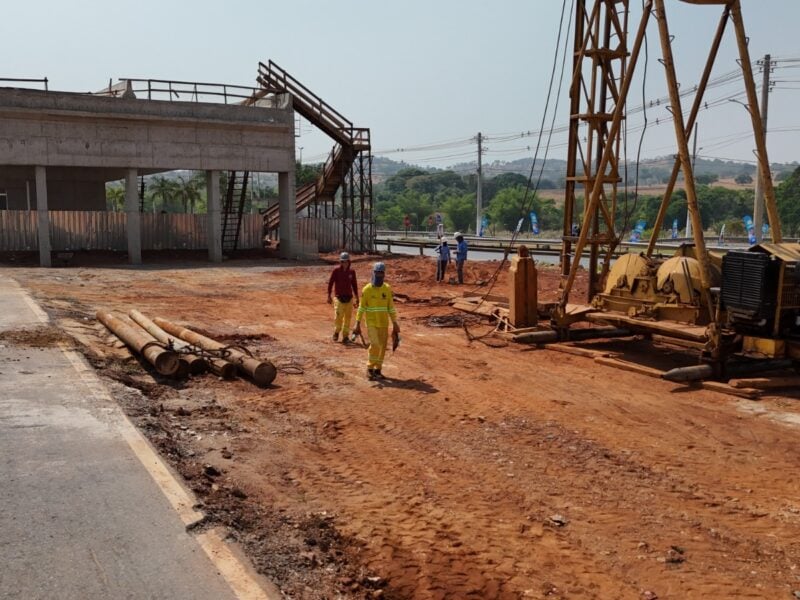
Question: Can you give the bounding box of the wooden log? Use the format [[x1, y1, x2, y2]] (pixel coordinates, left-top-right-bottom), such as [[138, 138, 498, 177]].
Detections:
[[651, 334, 707, 351], [701, 381, 761, 400], [727, 376, 800, 390], [129, 310, 204, 375], [547, 344, 615, 359], [96, 310, 180, 376], [153, 317, 276, 387], [594, 356, 665, 379]]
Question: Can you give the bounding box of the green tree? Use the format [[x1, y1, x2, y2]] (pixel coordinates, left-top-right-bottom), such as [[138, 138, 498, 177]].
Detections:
[[487, 186, 532, 232], [395, 190, 433, 229], [296, 161, 322, 186], [484, 173, 530, 202], [441, 193, 476, 232], [175, 174, 202, 213], [106, 184, 125, 212], [376, 203, 404, 230], [695, 172, 719, 185], [735, 173, 753, 185], [384, 168, 429, 194], [777, 167, 800, 236], [148, 176, 179, 213]]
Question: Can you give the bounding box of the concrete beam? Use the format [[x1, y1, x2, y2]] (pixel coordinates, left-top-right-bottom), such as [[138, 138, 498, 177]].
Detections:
[[0, 89, 294, 172], [34, 166, 51, 267], [278, 171, 296, 259], [124, 169, 141, 264], [206, 170, 222, 263]]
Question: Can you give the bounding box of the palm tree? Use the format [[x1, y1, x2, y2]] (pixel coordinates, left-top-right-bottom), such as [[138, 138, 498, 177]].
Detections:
[[106, 185, 125, 212], [148, 176, 179, 213], [175, 175, 202, 213]]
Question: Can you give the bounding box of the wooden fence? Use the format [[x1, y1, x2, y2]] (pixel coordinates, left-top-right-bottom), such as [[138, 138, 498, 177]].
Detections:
[[0, 211, 345, 253]]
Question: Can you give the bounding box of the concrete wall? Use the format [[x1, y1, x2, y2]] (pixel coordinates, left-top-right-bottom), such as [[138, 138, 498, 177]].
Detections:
[[0, 88, 294, 173], [0, 166, 107, 210]]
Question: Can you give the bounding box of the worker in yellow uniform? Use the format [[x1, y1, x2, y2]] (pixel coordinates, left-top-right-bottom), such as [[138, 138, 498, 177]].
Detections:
[[353, 262, 400, 380]]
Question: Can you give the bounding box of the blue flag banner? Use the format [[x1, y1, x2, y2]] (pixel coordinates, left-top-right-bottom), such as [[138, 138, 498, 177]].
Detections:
[[762, 222, 770, 238], [630, 219, 646, 243], [671, 218, 679, 240], [479, 214, 489, 237], [743, 215, 756, 245], [529, 211, 540, 235]]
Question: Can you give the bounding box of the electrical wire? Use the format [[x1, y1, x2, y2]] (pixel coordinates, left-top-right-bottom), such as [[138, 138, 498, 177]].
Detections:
[[621, 0, 650, 240], [463, 0, 573, 342]]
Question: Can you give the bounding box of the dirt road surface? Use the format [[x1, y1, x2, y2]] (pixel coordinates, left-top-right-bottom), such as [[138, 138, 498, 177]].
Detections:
[[5, 253, 800, 599]]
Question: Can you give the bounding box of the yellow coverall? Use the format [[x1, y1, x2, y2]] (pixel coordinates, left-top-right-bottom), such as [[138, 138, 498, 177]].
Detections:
[[355, 282, 398, 370], [333, 298, 353, 337]]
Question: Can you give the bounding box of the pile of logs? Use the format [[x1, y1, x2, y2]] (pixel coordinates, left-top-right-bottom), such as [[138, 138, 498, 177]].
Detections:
[[96, 310, 277, 387]]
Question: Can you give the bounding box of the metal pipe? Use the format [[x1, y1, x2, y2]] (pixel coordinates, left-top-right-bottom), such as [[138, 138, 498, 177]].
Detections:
[[654, 0, 714, 313], [129, 310, 207, 376], [663, 359, 793, 383], [153, 317, 276, 387], [662, 364, 714, 383], [729, 0, 782, 242], [646, 5, 730, 256], [96, 310, 180, 376], [513, 326, 631, 345]]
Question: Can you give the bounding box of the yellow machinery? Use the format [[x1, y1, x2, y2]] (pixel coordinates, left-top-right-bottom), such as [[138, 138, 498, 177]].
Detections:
[[595, 251, 719, 325], [548, 0, 798, 375]]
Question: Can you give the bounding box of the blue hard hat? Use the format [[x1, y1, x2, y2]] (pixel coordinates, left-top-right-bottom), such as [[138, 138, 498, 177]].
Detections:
[[373, 262, 386, 273]]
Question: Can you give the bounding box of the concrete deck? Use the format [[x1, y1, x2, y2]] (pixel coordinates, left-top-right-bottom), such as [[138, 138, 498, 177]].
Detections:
[[0, 275, 268, 599]]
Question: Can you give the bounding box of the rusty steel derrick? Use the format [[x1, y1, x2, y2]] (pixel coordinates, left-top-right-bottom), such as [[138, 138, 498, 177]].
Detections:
[[561, 0, 630, 302], [558, 0, 782, 332]]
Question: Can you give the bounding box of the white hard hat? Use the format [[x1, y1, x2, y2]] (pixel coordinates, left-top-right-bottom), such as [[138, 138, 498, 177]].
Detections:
[[454, 232, 463, 238], [339, 252, 350, 261], [441, 238, 449, 244]]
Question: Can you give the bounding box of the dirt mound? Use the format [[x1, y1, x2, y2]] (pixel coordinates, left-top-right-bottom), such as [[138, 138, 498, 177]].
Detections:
[[0, 326, 72, 348]]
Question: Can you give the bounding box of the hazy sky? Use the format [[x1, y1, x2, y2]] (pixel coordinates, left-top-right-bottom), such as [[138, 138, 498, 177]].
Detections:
[[3, 1, 799, 170]]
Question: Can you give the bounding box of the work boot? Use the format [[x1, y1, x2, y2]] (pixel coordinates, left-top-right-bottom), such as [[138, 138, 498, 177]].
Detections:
[[373, 369, 385, 380], [342, 335, 351, 345], [367, 368, 376, 380], [332, 332, 339, 342]]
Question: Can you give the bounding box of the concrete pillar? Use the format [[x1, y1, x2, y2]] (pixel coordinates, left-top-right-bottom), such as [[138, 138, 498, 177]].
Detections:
[[34, 166, 51, 267], [508, 246, 538, 328], [124, 168, 141, 264], [206, 170, 222, 263], [278, 170, 296, 259]]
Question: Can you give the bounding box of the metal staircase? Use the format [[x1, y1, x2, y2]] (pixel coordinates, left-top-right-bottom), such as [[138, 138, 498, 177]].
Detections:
[[254, 60, 373, 251], [222, 170, 249, 253]]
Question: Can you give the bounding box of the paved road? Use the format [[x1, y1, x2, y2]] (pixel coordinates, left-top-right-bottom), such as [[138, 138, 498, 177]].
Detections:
[[0, 276, 245, 600]]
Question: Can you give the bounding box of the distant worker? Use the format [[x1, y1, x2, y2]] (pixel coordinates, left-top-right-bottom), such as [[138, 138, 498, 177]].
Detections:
[[435, 238, 451, 282], [454, 232, 468, 284], [353, 262, 400, 380], [327, 252, 359, 343]]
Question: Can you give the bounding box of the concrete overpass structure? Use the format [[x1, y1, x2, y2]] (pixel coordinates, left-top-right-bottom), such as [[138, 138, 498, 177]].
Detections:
[[0, 79, 297, 266]]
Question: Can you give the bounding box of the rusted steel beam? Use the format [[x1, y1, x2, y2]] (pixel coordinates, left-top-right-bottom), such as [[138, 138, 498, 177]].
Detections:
[[96, 310, 180, 376], [646, 4, 730, 256], [559, 0, 653, 311], [153, 317, 276, 387], [129, 310, 208, 376]]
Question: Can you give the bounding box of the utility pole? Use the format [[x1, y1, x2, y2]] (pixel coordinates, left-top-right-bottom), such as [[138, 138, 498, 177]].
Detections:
[[753, 53, 771, 242], [476, 132, 483, 235], [686, 122, 698, 238]]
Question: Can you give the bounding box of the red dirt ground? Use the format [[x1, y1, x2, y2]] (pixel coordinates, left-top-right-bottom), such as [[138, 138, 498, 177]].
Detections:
[[5, 254, 800, 600]]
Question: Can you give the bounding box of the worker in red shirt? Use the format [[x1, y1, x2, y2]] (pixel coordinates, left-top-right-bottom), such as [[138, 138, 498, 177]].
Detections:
[[327, 252, 359, 343]]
